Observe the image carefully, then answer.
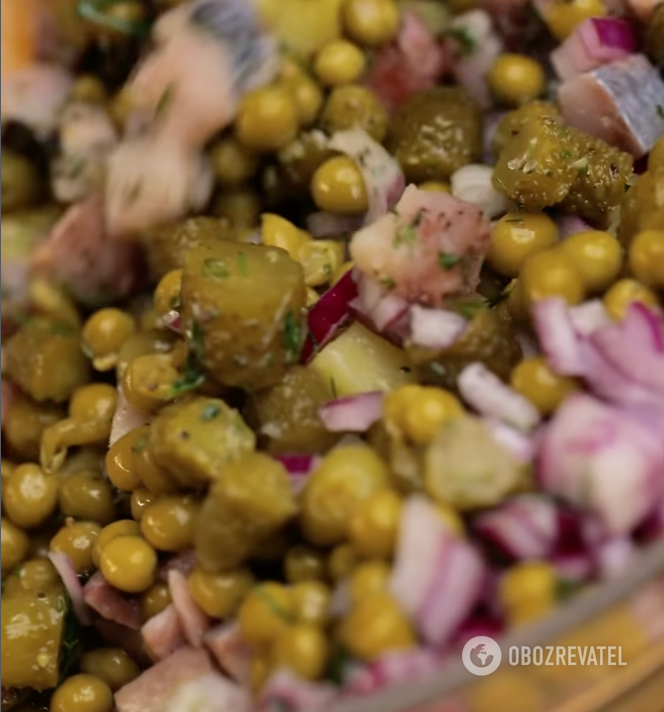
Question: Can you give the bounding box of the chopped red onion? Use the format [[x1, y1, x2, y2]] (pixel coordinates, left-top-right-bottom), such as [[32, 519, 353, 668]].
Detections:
[[592, 536, 640, 580], [569, 300, 612, 335], [538, 393, 664, 535], [306, 212, 364, 239], [556, 214, 593, 239], [274, 454, 321, 494], [390, 496, 485, 648], [328, 129, 405, 224], [162, 309, 182, 334], [590, 303, 664, 396], [370, 292, 411, 333], [109, 384, 151, 448], [551, 17, 635, 81], [48, 552, 93, 626], [458, 362, 541, 432], [482, 418, 537, 463], [532, 297, 586, 376], [409, 305, 468, 350], [514, 331, 539, 358], [318, 392, 384, 433], [551, 551, 594, 582], [473, 495, 558, 561], [260, 670, 338, 712], [342, 649, 440, 697], [446, 10, 504, 109], [299, 270, 357, 364]]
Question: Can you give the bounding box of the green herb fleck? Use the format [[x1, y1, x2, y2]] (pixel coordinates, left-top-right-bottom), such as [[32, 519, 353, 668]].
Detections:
[[438, 252, 462, 271], [557, 578, 583, 600], [169, 353, 205, 397], [380, 275, 396, 289], [485, 290, 509, 308], [560, 150, 572, 159], [203, 258, 230, 280], [578, 164, 589, 176], [256, 586, 295, 623], [124, 180, 142, 205], [305, 330, 320, 355], [201, 404, 220, 421], [393, 223, 417, 249], [58, 591, 80, 684], [132, 433, 149, 454], [77, 0, 151, 37], [657, 104, 664, 120], [283, 311, 302, 363], [237, 251, 248, 277], [330, 377, 338, 398], [446, 27, 476, 56], [428, 362, 446, 377], [191, 320, 206, 362], [323, 263, 333, 278], [494, 176, 508, 193], [155, 83, 175, 122], [505, 218, 524, 224]]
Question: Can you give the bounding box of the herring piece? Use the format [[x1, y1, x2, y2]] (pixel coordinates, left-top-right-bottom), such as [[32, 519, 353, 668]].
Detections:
[[128, 0, 278, 148], [105, 136, 214, 238], [558, 54, 664, 158], [51, 102, 118, 203]]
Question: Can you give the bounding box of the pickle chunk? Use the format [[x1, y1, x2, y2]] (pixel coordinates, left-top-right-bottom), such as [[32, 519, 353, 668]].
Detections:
[[150, 396, 256, 486], [3, 320, 90, 403], [181, 241, 307, 391]]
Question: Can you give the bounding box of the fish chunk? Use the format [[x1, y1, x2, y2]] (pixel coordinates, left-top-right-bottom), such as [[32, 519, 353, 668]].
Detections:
[[350, 185, 491, 308], [105, 137, 214, 238], [115, 647, 216, 712], [30, 197, 142, 305], [51, 102, 118, 203], [128, 0, 277, 148], [558, 54, 664, 158]]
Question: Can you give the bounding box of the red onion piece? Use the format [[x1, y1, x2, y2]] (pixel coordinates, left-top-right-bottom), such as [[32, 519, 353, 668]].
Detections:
[[532, 297, 586, 376], [306, 212, 364, 239], [590, 302, 664, 396], [568, 300, 612, 335], [557, 214, 593, 239], [409, 305, 467, 350], [363, 9, 449, 113], [473, 495, 559, 561], [260, 670, 338, 712], [390, 496, 485, 648], [592, 536, 640, 580], [328, 129, 404, 224], [349, 272, 410, 344], [446, 10, 504, 109], [162, 309, 181, 334], [482, 418, 537, 463], [109, 384, 151, 448], [538, 393, 664, 535], [299, 270, 357, 364], [552, 551, 594, 583], [318, 392, 384, 433], [458, 362, 541, 432], [167, 569, 212, 648], [274, 454, 321, 494], [343, 649, 440, 697], [48, 552, 93, 626], [551, 17, 635, 81]]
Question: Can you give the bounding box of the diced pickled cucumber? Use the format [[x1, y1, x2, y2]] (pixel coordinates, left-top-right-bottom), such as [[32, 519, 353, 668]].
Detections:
[[180, 241, 307, 391], [150, 396, 256, 486]]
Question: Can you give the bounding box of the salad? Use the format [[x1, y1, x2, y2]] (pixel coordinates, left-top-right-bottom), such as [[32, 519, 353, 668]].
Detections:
[[1, 0, 663, 711]]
